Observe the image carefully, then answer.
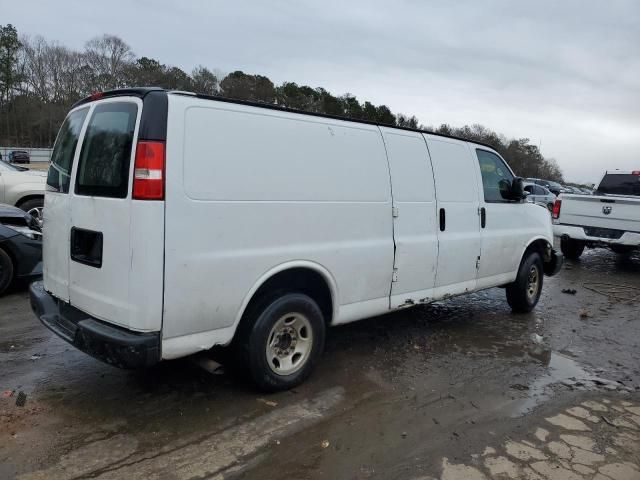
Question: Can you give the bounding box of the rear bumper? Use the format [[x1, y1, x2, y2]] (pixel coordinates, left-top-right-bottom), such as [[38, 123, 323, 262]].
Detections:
[[553, 224, 640, 246], [29, 281, 160, 369], [544, 249, 563, 276]]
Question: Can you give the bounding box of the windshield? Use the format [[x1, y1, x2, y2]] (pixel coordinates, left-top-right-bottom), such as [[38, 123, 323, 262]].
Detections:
[[0, 159, 22, 171], [597, 174, 640, 196]]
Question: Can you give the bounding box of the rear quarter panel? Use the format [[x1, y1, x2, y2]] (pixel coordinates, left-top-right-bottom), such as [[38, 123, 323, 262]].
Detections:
[[162, 96, 394, 344]]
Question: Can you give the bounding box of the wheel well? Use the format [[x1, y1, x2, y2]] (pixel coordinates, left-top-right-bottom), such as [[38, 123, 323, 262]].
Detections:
[[16, 194, 44, 208], [524, 239, 550, 262], [240, 268, 334, 330]]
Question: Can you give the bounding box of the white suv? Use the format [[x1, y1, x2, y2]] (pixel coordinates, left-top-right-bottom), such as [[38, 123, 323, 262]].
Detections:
[[0, 160, 46, 224]]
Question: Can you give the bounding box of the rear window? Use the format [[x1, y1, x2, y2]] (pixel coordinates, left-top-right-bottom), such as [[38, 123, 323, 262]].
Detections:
[[75, 102, 138, 198], [597, 174, 640, 196], [47, 107, 89, 193]]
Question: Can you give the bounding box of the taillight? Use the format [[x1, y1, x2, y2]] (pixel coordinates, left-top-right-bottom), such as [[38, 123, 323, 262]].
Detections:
[[552, 199, 562, 219], [133, 141, 165, 200], [632, 170, 640, 175]]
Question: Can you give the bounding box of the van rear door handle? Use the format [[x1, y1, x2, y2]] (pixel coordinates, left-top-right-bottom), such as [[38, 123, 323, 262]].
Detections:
[[480, 207, 486, 228], [439, 208, 446, 231]]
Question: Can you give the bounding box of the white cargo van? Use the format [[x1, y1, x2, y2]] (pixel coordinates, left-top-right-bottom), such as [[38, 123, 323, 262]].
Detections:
[[30, 88, 562, 391]]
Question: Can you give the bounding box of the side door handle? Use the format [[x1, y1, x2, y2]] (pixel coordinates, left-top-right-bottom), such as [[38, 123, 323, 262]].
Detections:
[[480, 207, 486, 228], [439, 208, 446, 231]]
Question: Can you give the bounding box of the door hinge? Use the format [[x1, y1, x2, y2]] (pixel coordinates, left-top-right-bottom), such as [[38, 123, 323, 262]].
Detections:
[[392, 268, 398, 282], [392, 206, 399, 218], [476, 256, 481, 270]]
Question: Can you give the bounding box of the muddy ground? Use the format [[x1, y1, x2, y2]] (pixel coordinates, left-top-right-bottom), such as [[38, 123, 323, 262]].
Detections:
[[1, 247, 639, 479]]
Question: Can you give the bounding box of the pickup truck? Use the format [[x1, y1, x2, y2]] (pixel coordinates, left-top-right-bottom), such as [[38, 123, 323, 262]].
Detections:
[[553, 171, 640, 259]]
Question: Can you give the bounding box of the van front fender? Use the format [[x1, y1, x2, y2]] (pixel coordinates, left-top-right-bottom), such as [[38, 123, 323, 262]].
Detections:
[[521, 236, 563, 277]]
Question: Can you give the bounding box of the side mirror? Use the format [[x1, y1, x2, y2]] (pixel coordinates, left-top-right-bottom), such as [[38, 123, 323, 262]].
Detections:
[[511, 177, 525, 200], [500, 177, 526, 201]]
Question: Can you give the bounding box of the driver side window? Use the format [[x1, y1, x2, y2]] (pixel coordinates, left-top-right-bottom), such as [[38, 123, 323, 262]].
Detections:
[[476, 149, 515, 202]]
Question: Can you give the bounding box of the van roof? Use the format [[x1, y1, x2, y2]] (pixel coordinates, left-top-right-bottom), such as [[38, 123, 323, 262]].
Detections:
[[73, 87, 497, 150]]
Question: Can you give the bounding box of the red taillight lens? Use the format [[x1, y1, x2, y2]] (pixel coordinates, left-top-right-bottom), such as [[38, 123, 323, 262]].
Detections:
[[133, 141, 165, 200], [632, 170, 640, 175], [552, 199, 562, 219]]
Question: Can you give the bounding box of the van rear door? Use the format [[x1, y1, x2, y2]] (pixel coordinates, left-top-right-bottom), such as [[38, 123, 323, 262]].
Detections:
[[44, 92, 166, 333], [44, 106, 91, 301]]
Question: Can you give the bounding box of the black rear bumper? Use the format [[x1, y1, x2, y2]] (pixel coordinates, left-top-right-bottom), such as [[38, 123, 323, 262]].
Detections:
[[29, 281, 160, 369]]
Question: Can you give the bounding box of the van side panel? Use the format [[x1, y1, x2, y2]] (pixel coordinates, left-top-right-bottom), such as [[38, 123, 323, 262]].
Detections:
[[380, 127, 438, 307], [424, 135, 482, 294], [162, 96, 394, 345]]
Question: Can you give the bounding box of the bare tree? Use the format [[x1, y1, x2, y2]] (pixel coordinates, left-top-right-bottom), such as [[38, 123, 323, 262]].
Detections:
[[84, 34, 134, 91], [191, 65, 218, 94]]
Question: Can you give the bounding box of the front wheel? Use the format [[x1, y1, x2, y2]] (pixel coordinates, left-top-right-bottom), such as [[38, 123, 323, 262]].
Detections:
[[242, 293, 326, 392], [506, 252, 543, 313], [560, 238, 585, 260]]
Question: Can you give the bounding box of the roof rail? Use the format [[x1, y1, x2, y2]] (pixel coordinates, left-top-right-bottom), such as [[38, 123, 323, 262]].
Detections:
[[72, 87, 497, 150]]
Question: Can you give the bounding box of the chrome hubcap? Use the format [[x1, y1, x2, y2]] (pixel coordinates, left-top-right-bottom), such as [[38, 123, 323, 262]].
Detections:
[[266, 313, 313, 375], [27, 207, 44, 228], [527, 265, 540, 300]]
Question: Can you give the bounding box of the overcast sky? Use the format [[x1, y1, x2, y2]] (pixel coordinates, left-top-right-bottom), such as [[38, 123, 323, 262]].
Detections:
[[6, 0, 640, 183]]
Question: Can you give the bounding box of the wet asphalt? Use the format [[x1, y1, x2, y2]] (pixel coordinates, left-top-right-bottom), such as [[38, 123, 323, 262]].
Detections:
[[1, 247, 639, 479]]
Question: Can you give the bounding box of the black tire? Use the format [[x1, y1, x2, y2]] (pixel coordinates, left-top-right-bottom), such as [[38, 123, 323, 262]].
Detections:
[[506, 251, 543, 313], [0, 248, 14, 296], [17, 197, 44, 226], [610, 245, 635, 255], [240, 292, 326, 392], [560, 238, 585, 260]]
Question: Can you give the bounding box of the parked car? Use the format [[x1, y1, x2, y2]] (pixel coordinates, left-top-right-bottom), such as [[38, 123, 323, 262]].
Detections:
[[8, 150, 30, 164], [30, 88, 562, 391], [525, 178, 563, 196], [524, 182, 556, 210], [553, 171, 640, 259], [544, 181, 563, 196], [0, 203, 42, 295], [563, 186, 584, 195], [0, 159, 46, 226]]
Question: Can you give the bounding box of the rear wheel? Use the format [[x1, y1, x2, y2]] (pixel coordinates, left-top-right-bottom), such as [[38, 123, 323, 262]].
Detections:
[[506, 252, 543, 313], [560, 238, 585, 260], [18, 198, 44, 228], [241, 292, 326, 392], [0, 248, 14, 295]]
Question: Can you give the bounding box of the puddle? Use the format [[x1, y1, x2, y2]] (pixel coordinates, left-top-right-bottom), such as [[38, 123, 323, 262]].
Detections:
[[515, 352, 590, 415]]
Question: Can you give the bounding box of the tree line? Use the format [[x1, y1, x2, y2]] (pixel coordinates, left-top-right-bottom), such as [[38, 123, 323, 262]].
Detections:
[[0, 24, 563, 181]]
